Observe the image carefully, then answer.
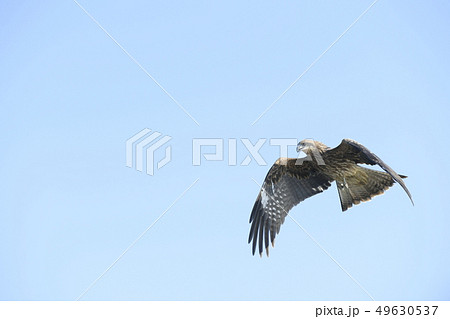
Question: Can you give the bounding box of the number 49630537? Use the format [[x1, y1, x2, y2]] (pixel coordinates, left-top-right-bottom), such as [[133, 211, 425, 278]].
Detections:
[[375, 305, 438, 316]]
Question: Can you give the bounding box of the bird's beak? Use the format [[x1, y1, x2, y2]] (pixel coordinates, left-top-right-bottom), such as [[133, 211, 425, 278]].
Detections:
[[296, 143, 303, 153]]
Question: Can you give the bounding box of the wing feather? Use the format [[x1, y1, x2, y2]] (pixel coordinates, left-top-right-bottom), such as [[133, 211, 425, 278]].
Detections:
[[248, 158, 333, 256], [327, 139, 413, 205]]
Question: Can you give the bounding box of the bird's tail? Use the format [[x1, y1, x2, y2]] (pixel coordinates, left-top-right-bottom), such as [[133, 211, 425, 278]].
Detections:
[[337, 167, 407, 212]]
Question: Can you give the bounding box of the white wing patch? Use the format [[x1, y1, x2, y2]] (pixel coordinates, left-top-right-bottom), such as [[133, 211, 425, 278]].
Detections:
[[261, 187, 270, 208], [312, 185, 324, 192]]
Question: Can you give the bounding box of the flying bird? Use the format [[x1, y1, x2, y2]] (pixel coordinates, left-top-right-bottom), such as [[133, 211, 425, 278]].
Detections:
[[248, 138, 413, 257]]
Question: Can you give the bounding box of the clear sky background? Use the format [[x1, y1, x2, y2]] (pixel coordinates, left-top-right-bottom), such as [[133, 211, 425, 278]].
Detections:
[[1, 0, 449, 301]]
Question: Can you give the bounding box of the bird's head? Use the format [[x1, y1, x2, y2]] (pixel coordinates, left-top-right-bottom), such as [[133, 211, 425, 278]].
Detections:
[[296, 139, 329, 155], [296, 139, 316, 154]]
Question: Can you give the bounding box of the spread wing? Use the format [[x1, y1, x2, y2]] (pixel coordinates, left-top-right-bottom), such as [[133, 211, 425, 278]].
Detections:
[[249, 158, 333, 256], [326, 139, 413, 205]]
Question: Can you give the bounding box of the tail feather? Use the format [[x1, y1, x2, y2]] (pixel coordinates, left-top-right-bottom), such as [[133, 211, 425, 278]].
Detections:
[[337, 182, 353, 211], [337, 167, 404, 211]]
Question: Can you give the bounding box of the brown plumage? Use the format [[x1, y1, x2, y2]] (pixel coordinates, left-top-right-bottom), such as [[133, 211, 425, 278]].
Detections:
[[248, 138, 413, 257]]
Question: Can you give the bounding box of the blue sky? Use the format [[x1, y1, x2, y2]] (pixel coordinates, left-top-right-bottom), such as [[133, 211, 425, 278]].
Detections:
[[1, 0, 450, 300]]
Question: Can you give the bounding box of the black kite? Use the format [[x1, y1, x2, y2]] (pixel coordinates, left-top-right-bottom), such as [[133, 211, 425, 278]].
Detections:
[[248, 139, 413, 256]]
